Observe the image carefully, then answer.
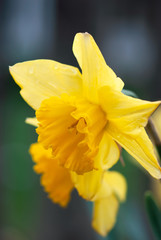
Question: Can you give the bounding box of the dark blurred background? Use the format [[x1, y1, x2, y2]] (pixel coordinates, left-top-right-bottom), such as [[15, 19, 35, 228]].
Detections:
[[1, 0, 161, 239]]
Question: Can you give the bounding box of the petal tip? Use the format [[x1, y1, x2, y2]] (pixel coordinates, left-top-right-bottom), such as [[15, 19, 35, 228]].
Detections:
[[9, 64, 19, 79], [9, 65, 14, 73], [74, 32, 91, 41]]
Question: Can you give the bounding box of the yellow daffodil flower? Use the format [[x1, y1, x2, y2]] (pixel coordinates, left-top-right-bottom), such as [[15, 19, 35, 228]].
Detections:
[[30, 142, 127, 236], [10, 32, 161, 236], [10, 32, 161, 178]]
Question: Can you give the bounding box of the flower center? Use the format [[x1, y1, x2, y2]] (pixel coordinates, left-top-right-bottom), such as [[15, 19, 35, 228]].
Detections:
[[36, 95, 107, 174], [68, 117, 87, 134]]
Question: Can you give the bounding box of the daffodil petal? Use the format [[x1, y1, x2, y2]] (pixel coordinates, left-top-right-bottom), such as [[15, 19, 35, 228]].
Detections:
[[94, 131, 120, 170], [73, 33, 124, 103], [107, 124, 161, 179], [71, 170, 106, 201], [92, 171, 127, 202], [9, 60, 82, 110], [104, 171, 127, 202], [71, 170, 126, 202], [30, 143, 74, 207], [92, 194, 119, 236], [25, 117, 39, 127], [99, 86, 161, 135]]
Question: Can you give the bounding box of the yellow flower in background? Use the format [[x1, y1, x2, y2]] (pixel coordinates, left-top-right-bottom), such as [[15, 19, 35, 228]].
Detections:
[[30, 143, 74, 207], [10, 32, 161, 178], [30, 142, 126, 236]]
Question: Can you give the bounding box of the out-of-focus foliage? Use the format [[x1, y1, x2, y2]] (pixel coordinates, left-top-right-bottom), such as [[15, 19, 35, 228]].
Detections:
[[145, 192, 161, 240]]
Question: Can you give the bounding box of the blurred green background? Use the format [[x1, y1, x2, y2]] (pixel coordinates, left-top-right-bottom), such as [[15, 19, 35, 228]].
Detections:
[[1, 0, 161, 239]]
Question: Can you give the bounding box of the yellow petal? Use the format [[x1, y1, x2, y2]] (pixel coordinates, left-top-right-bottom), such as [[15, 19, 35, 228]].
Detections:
[[29, 143, 74, 207], [99, 86, 161, 135], [107, 123, 161, 179], [71, 169, 126, 203], [73, 33, 124, 103], [71, 170, 106, 201], [92, 194, 119, 236], [9, 60, 82, 110], [25, 117, 39, 127], [104, 171, 127, 202], [92, 171, 127, 202], [94, 131, 120, 170]]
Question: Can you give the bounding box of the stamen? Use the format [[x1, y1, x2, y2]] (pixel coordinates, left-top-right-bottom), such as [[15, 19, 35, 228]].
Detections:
[[68, 117, 87, 133], [68, 119, 79, 130]]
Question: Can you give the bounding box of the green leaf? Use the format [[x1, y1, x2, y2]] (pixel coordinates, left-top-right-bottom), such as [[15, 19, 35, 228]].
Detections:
[[122, 89, 138, 98], [145, 191, 161, 240]]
